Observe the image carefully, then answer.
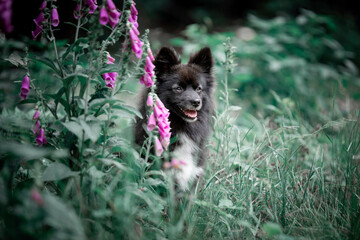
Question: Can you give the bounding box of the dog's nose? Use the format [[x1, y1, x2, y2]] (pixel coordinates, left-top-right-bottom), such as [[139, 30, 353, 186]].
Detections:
[[191, 99, 201, 107]]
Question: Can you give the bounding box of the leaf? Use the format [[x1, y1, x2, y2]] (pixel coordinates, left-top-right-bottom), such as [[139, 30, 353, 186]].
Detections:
[[5, 52, 25, 67], [62, 121, 83, 139], [99, 64, 118, 75], [144, 178, 166, 187], [61, 38, 88, 61], [79, 119, 101, 142], [113, 104, 143, 119], [28, 55, 61, 76], [218, 198, 233, 208], [43, 194, 86, 240], [262, 222, 282, 237], [43, 162, 79, 181], [18, 98, 38, 104]]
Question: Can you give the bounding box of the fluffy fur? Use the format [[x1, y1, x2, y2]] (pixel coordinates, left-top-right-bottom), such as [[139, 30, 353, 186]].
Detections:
[[135, 47, 215, 190]]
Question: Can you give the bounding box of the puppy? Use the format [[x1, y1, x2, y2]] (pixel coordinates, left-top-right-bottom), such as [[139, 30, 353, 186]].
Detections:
[[135, 47, 215, 190]]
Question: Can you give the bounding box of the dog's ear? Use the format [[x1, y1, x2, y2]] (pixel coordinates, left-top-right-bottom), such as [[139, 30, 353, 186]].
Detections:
[[154, 47, 181, 75], [188, 47, 213, 73]]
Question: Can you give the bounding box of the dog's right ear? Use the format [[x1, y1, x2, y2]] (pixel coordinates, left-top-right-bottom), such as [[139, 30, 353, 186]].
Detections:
[[154, 47, 181, 75]]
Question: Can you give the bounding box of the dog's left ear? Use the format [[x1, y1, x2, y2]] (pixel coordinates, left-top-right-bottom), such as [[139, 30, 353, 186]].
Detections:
[[188, 47, 214, 73]]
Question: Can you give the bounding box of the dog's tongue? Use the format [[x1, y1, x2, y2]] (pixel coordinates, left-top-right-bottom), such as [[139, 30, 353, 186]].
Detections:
[[184, 109, 197, 118]]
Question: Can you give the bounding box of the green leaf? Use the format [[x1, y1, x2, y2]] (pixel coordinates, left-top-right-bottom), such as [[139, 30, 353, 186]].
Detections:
[[99, 64, 118, 75], [43, 162, 79, 181], [18, 98, 38, 104], [113, 104, 143, 119], [61, 38, 88, 61], [79, 119, 101, 142], [5, 52, 25, 67], [43, 194, 86, 240], [62, 121, 83, 139], [28, 55, 61, 76]]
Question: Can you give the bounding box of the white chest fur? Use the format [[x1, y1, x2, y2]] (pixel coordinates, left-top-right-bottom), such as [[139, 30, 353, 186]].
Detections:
[[171, 134, 203, 191]]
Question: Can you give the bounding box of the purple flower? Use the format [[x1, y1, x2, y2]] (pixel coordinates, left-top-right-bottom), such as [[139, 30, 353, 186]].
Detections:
[[147, 48, 155, 62], [74, 4, 81, 19], [87, 0, 98, 14], [20, 75, 30, 100], [34, 12, 45, 26], [51, 8, 59, 27], [147, 113, 156, 131], [130, 3, 138, 17], [99, 7, 108, 25], [0, 0, 14, 33], [36, 128, 46, 147], [106, 0, 116, 11], [146, 94, 153, 107], [154, 137, 163, 156], [39, 1, 47, 10], [33, 110, 40, 120], [32, 120, 40, 135], [32, 25, 43, 40], [102, 53, 117, 88]]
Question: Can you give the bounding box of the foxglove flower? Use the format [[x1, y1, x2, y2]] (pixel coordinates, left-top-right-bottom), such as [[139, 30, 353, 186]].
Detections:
[[32, 120, 40, 135], [102, 53, 117, 88], [154, 137, 163, 156], [39, 1, 47, 10], [87, 0, 98, 14], [146, 94, 153, 107], [20, 75, 30, 100], [34, 12, 45, 26], [147, 113, 156, 131], [0, 0, 14, 33], [51, 8, 59, 27], [36, 128, 46, 147], [99, 7, 108, 25], [33, 110, 40, 120], [74, 4, 81, 19]]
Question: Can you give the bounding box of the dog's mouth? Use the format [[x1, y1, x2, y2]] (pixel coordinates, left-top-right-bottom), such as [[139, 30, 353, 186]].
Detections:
[[177, 106, 198, 122]]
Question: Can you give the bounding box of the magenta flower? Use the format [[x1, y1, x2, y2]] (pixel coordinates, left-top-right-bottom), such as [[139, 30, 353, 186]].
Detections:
[[51, 8, 59, 27], [33, 110, 40, 120], [106, 0, 116, 11], [154, 137, 163, 156], [146, 94, 153, 107], [74, 4, 81, 19], [145, 56, 155, 73], [32, 120, 40, 135], [147, 113, 156, 131], [102, 53, 117, 88], [130, 3, 138, 16], [39, 1, 47, 10], [147, 48, 155, 62], [20, 75, 30, 100], [87, 0, 98, 14], [99, 7, 108, 25], [34, 12, 45, 26], [36, 128, 46, 147], [0, 0, 14, 33], [32, 25, 43, 40]]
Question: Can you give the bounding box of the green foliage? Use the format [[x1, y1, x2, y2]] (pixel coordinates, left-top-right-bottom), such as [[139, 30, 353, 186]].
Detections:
[[1, 6, 360, 240]]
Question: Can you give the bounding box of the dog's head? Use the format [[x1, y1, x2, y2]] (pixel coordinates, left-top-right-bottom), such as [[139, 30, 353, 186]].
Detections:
[[154, 47, 214, 122]]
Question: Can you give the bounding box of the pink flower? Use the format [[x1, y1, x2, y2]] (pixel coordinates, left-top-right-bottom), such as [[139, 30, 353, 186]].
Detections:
[[130, 3, 138, 17], [146, 94, 153, 107], [32, 25, 43, 39], [171, 159, 180, 169], [32, 120, 40, 135], [39, 1, 47, 10], [74, 4, 81, 19], [147, 48, 155, 62], [106, 0, 116, 11], [145, 56, 155, 73], [36, 128, 46, 147], [87, 0, 98, 14], [163, 162, 171, 169], [154, 137, 163, 156], [33, 110, 40, 120], [33, 12, 45, 26], [102, 53, 117, 88], [51, 8, 59, 27], [147, 113, 156, 131], [99, 7, 108, 25], [20, 75, 30, 100]]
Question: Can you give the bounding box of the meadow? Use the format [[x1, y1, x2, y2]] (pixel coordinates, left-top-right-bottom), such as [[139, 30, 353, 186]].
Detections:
[[0, 1, 359, 239]]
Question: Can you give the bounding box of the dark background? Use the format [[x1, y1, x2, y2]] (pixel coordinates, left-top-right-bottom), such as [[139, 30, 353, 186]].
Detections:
[[7, 0, 360, 38]]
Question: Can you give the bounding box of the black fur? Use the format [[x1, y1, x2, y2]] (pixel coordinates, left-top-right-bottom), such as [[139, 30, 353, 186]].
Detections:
[[135, 47, 215, 166]]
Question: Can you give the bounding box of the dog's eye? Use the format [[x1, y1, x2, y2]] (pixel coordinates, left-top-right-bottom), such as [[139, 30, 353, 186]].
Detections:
[[196, 86, 202, 92], [174, 86, 183, 93]]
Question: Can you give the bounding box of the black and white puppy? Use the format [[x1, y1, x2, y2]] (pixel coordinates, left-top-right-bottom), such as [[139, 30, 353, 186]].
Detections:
[[135, 47, 215, 190]]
